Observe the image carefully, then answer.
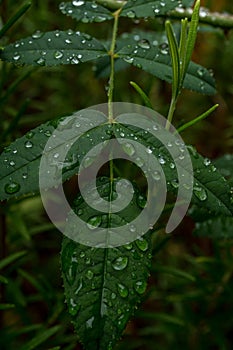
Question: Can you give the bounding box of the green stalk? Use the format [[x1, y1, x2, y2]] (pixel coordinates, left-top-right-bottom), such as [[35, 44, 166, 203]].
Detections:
[[0, 1, 31, 39], [108, 8, 121, 122]]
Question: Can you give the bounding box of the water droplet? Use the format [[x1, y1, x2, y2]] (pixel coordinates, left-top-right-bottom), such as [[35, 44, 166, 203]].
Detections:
[[86, 270, 94, 280], [137, 194, 146, 208], [13, 53, 21, 61], [111, 292, 116, 300], [124, 56, 134, 64], [22, 173, 28, 179], [124, 243, 133, 250], [154, 7, 160, 14], [86, 316, 94, 329], [193, 186, 207, 201], [159, 43, 169, 55], [136, 238, 148, 251], [203, 157, 211, 166], [83, 156, 94, 168], [134, 280, 147, 294], [138, 39, 150, 50], [87, 216, 102, 229], [70, 55, 79, 64], [9, 160, 15, 166], [146, 147, 153, 154], [65, 38, 72, 44], [44, 130, 51, 137], [36, 57, 45, 66], [159, 156, 166, 164], [122, 143, 135, 156], [12, 149, 17, 154], [26, 131, 34, 139], [126, 10, 135, 18], [171, 179, 179, 188], [197, 67, 204, 77], [25, 141, 33, 148], [32, 30, 43, 39], [117, 283, 128, 298], [129, 224, 136, 233], [72, 0, 84, 6], [54, 50, 63, 59], [112, 256, 128, 271], [68, 298, 80, 316], [152, 171, 161, 181], [5, 182, 20, 194], [75, 279, 83, 295]]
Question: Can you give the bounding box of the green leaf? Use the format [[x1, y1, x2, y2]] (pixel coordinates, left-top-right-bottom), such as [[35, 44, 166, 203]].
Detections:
[[0, 303, 15, 310], [113, 123, 233, 217], [61, 177, 152, 350], [193, 216, 233, 239], [0, 110, 111, 201], [117, 39, 216, 94], [0, 30, 108, 67], [20, 325, 61, 350], [0, 251, 26, 270], [130, 81, 153, 109], [59, 1, 113, 23], [120, 0, 180, 19], [213, 154, 233, 180]]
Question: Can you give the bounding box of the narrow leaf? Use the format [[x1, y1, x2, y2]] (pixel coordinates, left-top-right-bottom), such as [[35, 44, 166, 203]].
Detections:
[[130, 81, 153, 109], [61, 177, 152, 350], [117, 38, 216, 95], [0, 30, 108, 67], [0, 251, 26, 270], [59, 1, 113, 23], [20, 325, 61, 350]]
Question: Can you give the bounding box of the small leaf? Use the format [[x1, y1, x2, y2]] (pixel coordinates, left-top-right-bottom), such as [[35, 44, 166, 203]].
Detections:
[[61, 177, 152, 350], [120, 0, 180, 19], [0, 30, 108, 67], [59, 1, 113, 23]]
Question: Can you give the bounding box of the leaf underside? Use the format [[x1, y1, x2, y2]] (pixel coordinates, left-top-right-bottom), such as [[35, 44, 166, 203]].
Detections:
[[61, 177, 152, 350]]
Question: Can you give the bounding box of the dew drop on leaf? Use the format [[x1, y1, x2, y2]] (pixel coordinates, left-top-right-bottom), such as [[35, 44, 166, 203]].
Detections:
[[136, 238, 148, 252], [126, 10, 136, 18], [5, 182, 21, 194], [86, 316, 94, 329], [72, 0, 84, 6], [54, 51, 63, 59], [159, 43, 169, 55], [122, 143, 135, 156], [117, 283, 129, 298], [138, 39, 150, 50], [86, 270, 94, 280], [112, 256, 128, 271], [134, 280, 147, 294], [32, 30, 43, 39], [193, 186, 208, 201], [36, 57, 46, 66], [25, 141, 33, 148], [171, 179, 179, 188], [87, 216, 102, 229]]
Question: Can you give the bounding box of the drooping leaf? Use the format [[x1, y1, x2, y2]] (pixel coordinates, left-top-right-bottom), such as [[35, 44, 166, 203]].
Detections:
[[0, 109, 111, 201], [0, 30, 108, 67], [61, 177, 152, 350], [193, 216, 233, 239], [117, 37, 216, 94], [120, 0, 180, 19], [59, 1, 113, 23]]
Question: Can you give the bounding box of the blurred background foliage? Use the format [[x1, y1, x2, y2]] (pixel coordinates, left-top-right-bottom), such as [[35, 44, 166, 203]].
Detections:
[[0, 0, 233, 349]]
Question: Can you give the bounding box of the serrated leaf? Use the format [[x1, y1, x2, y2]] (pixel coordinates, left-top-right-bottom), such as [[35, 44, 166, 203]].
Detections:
[[193, 216, 233, 239], [113, 123, 233, 217], [59, 1, 113, 23], [120, 0, 180, 19], [117, 38, 216, 94], [61, 177, 152, 350], [0, 30, 108, 67], [0, 110, 111, 201]]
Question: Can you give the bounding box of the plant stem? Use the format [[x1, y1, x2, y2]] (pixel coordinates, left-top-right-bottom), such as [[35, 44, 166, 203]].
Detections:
[[166, 97, 177, 130], [108, 8, 121, 122]]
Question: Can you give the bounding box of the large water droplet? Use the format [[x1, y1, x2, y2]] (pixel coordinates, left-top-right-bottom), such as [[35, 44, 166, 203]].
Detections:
[[117, 283, 128, 298], [54, 50, 63, 59], [86, 270, 94, 280], [122, 143, 135, 156], [138, 39, 150, 50], [136, 238, 148, 252], [32, 30, 43, 39], [134, 280, 147, 294], [5, 182, 21, 194], [36, 57, 45, 66], [72, 0, 84, 6], [126, 10, 135, 18], [159, 43, 169, 55], [193, 186, 207, 201], [25, 141, 33, 148], [87, 216, 102, 229], [112, 256, 128, 271], [86, 316, 94, 329]]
